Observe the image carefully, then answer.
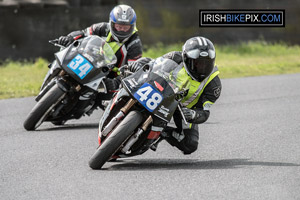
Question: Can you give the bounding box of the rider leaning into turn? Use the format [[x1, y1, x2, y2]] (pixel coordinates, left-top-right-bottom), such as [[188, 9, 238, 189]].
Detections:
[[57, 4, 143, 91], [127, 36, 222, 155]]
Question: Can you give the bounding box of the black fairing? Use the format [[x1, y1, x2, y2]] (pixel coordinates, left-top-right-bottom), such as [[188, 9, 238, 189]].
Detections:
[[122, 58, 183, 122], [43, 36, 116, 122], [57, 37, 114, 85]]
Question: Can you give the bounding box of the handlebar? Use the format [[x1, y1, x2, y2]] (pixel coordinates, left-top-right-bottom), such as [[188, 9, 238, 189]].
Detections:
[[118, 65, 134, 78], [49, 39, 65, 48]]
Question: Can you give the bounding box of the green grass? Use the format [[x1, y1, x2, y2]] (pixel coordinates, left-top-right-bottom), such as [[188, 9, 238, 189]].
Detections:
[[1, 41, 300, 99], [144, 41, 300, 79], [216, 41, 300, 78], [0, 58, 49, 99]]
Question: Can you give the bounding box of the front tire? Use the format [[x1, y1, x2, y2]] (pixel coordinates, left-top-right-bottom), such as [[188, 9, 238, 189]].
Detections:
[[89, 110, 143, 169], [23, 84, 65, 130]]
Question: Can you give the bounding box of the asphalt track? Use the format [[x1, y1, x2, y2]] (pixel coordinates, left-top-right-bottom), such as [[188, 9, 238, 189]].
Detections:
[[1, 74, 300, 200]]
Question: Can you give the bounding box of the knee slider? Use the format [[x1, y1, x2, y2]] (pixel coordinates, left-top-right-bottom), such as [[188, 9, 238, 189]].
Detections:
[[181, 139, 198, 154], [181, 129, 199, 154]]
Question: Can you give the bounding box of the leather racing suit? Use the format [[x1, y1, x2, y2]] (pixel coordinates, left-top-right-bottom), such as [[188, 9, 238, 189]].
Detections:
[[129, 51, 222, 154]]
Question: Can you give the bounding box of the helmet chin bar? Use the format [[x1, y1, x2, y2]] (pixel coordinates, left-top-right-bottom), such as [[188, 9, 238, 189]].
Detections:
[[198, 74, 206, 82], [112, 33, 130, 43]]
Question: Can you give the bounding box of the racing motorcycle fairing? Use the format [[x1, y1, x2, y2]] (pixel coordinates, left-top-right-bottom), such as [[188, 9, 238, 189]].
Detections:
[[122, 57, 190, 122], [24, 35, 118, 130], [56, 36, 117, 85]]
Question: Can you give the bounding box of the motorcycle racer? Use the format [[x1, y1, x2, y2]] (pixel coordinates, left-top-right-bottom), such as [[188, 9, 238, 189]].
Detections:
[[126, 36, 222, 154], [57, 4, 143, 92]]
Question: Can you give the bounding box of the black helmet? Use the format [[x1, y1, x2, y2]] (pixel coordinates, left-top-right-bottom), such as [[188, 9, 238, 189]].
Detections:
[[109, 5, 137, 42], [182, 37, 216, 82]]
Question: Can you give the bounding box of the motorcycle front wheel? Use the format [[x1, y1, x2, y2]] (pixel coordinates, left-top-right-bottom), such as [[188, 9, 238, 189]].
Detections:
[[89, 110, 143, 169], [23, 84, 65, 131]]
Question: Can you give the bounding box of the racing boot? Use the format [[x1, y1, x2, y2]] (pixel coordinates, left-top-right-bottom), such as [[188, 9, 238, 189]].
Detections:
[[150, 126, 180, 151]]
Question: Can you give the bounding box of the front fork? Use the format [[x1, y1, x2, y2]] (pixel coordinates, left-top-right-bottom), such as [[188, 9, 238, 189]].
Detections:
[[36, 69, 81, 102], [99, 98, 137, 144], [98, 97, 164, 154], [120, 115, 153, 153]]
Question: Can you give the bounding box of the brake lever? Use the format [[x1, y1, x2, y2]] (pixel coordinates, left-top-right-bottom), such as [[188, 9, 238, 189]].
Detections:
[[119, 65, 133, 78], [178, 104, 188, 125], [49, 39, 65, 48]]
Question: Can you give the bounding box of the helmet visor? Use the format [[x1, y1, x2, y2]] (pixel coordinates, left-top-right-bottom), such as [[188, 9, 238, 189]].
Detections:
[[184, 55, 214, 82], [192, 57, 214, 80], [111, 22, 134, 40]]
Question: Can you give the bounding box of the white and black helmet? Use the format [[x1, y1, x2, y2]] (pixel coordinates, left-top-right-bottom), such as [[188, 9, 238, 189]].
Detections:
[[109, 5, 137, 42], [182, 37, 216, 82]]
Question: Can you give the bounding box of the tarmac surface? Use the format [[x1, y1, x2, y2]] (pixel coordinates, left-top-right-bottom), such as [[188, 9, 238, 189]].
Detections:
[[1, 74, 300, 200]]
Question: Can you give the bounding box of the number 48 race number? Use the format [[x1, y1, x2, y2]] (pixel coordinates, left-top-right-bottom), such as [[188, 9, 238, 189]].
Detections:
[[134, 83, 163, 112]]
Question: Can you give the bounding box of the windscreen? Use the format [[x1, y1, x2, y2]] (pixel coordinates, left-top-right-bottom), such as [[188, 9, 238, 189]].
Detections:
[[79, 36, 117, 68], [151, 57, 190, 93]]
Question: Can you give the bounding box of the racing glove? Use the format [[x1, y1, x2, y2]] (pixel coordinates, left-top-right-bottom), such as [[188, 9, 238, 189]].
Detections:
[[103, 77, 121, 92], [182, 107, 197, 122], [128, 57, 152, 72], [182, 107, 210, 124], [58, 35, 74, 46]]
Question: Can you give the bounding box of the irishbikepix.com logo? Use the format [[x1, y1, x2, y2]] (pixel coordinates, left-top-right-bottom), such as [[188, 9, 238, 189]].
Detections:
[[199, 10, 285, 27]]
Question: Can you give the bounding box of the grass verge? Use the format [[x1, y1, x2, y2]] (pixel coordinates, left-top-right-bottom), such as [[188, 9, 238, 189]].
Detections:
[[0, 58, 48, 99], [1, 41, 300, 99]]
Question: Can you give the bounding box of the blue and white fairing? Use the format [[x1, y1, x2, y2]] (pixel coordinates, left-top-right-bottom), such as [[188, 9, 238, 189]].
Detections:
[[122, 57, 190, 122]]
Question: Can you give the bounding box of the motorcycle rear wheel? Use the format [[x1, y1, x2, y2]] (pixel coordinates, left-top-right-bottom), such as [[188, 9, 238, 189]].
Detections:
[[23, 84, 65, 130], [89, 110, 143, 169]]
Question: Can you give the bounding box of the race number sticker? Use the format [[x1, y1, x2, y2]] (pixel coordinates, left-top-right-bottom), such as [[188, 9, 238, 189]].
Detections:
[[67, 54, 93, 79], [134, 83, 163, 112]]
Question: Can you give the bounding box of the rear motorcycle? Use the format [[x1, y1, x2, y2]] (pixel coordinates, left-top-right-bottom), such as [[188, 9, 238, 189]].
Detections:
[[23, 35, 117, 130], [89, 57, 190, 169]]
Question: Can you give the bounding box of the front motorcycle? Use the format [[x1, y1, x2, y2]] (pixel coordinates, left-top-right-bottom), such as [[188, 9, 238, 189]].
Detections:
[[89, 57, 190, 169], [23, 35, 117, 130]]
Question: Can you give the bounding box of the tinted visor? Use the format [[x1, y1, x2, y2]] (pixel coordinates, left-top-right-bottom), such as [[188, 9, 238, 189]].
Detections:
[[186, 56, 214, 81]]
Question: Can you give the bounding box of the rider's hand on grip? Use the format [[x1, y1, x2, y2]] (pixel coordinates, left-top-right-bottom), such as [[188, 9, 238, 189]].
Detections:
[[182, 107, 196, 122], [118, 65, 128, 78], [104, 78, 119, 91], [58, 36, 74, 47], [128, 57, 152, 72]]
